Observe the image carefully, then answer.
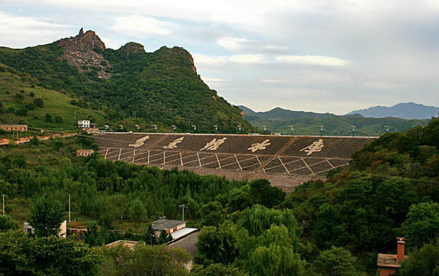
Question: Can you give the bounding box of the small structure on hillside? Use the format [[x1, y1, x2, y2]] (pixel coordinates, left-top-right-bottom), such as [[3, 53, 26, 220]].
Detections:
[[0, 124, 28, 132], [377, 237, 409, 276], [78, 120, 90, 128], [76, 149, 94, 157], [152, 219, 186, 237], [86, 127, 101, 134], [24, 220, 67, 238], [106, 240, 139, 249]]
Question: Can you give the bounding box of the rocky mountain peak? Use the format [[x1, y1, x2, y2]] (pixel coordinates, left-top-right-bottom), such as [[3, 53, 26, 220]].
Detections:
[[57, 28, 111, 79], [119, 42, 145, 55]]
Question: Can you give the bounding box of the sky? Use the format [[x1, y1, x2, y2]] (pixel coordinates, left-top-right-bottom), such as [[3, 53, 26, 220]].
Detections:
[[1, 0, 439, 114]]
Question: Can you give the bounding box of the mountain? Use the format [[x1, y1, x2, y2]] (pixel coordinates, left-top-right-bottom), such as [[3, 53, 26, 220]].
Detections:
[[240, 105, 429, 136], [240, 106, 334, 120], [0, 29, 253, 133], [348, 102, 439, 120]]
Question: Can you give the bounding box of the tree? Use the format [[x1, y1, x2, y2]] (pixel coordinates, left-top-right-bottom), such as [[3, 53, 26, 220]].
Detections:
[[199, 201, 224, 226], [128, 198, 146, 222], [192, 263, 248, 276], [312, 246, 358, 276], [158, 229, 172, 244], [29, 195, 65, 237], [402, 202, 439, 247], [232, 205, 305, 276], [248, 179, 285, 208], [45, 113, 53, 122], [398, 239, 439, 276], [0, 230, 101, 276], [0, 216, 18, 232], [54, 116, 63, 123], [197, 224, 238, 264], [101, 244, 191, 276], [33, 98, 44, 108]]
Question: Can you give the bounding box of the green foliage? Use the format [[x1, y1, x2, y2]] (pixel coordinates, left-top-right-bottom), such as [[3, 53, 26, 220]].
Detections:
[[398, 239, 439, 276], [45, 113, 52, 122], [100, 244, 191, 276], [33, 98, 44, 108], [192, 263, 248, 276], [248, 179, 285, 208], [0, 230, 101, 276], [0, 215, 19, 232], [199, 201, 225, 226], [197, 223, 238, 265], [158, 229, 172, 244], [128, 198, 147, 222], [233, 205, 305, 276], [29, 195, 64, 237], [311, 246, 357, 276], [402, 202, 439, 248]]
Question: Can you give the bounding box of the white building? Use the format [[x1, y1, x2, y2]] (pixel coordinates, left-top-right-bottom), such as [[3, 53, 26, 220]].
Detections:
[[78, 120, 90, 128]]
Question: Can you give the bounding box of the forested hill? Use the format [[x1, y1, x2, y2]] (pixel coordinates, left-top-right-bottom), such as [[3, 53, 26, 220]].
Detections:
[[240, 105, 429, 136], [0, 29, 252, 133]]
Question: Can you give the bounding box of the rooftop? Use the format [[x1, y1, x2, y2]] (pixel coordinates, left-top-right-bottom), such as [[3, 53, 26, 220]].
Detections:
[[377, 254, 409, 268], [106, 240, 138, 249], [152, 219, 185, 230]]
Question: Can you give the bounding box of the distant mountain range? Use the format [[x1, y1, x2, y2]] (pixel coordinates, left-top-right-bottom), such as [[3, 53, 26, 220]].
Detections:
[[239, 105, 429, 136], [347, 102, 439, 120]]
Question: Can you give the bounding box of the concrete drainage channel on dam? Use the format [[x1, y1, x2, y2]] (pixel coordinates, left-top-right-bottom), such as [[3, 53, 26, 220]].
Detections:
[[94, 133, 376, 192]]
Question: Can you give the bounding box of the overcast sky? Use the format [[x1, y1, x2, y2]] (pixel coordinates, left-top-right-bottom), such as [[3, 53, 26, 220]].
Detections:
[[1, 0, 439, 114]]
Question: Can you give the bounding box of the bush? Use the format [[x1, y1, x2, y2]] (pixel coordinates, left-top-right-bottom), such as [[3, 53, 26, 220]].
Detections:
[[25, 103, 36, 110], [33, 98, 44, 108], [45, 113, 52, 122]]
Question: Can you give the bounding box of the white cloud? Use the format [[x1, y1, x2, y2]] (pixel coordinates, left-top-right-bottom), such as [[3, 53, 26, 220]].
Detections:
[[276, 55, 349, 66], [112, 15, 174, 37], [217, 37, 249, 50], [203, 77, 226, 82], [0, 11, 68, 48], [194, 54, 266, 65], [193, 54, 228, 65], [229, 54, 266, 64]]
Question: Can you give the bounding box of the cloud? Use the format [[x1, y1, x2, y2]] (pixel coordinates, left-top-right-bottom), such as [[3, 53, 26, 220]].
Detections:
[[193, 54, 228, 65], [217, 37, 249, 50], [194, 54, 266, 65], [229, 54, 266, 64], [0, 11, 68, 48], [112, 15, 174, 37], [275, 55, 349, 66]]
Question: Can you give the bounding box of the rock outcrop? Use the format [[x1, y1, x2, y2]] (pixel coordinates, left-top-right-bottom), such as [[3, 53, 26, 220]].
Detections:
[[119, 42, 146, 55], [57, 28, 111, 79]]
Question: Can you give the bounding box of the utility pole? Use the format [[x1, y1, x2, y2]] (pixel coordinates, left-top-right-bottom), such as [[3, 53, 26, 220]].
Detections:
[[179, 204, 187, 221], [319, 125, 324, 136], [68, 194, 71, 222], [289, 125, 294, 135]]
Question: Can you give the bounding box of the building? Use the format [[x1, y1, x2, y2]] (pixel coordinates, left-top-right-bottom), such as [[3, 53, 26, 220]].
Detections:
[[24, 220, 67, 238], [76, 149, 94, 157], [106, 240, 139, 249], [152, 219, 186, 237], [0, 124, 28, 132], [77, 120, 90, 128], [377, 237, 409, 276], [86, 127, 101, 134]]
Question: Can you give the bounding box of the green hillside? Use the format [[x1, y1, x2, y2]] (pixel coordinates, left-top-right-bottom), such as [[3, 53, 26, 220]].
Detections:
[[0, 30, 253, 133], [0, 63, 106, 130], [242, 106, 429, 136]]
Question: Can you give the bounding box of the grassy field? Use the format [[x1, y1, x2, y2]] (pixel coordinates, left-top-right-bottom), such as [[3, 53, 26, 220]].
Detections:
[[0, 63, 107, 130]]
